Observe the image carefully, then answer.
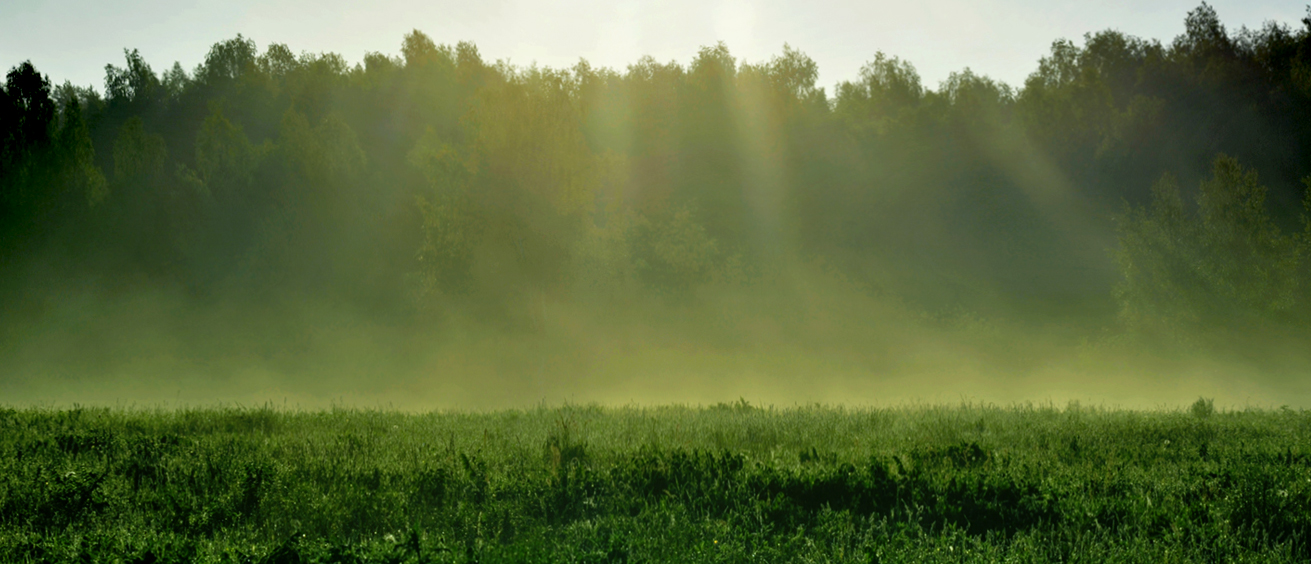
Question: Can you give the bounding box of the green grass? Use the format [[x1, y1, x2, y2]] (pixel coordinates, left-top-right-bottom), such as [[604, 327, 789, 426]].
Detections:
[[2, 401, 1310, 563]]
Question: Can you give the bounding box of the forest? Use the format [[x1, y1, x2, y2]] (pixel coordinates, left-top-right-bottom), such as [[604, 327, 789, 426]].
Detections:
[[6, 4, 1311, 561], [3, 4, 1311, 407]]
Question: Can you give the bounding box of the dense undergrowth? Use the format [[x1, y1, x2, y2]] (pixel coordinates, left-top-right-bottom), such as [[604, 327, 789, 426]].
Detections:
[[1, 402, 1310, 562]]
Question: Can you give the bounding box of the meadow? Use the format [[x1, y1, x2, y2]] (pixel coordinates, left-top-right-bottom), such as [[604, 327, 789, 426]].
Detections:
[[2, 401, 1309, 563]]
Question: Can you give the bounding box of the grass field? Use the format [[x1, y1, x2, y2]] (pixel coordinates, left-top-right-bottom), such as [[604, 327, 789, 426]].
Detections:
[[2, 401, 1310, 563]]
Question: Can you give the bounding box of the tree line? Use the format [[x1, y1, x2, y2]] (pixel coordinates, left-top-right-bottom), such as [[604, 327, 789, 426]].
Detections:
[[3, 3, 1311, 342]]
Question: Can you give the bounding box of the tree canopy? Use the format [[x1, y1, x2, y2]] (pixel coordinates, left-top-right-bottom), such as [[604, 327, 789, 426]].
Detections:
[[4, 4, 1311, 344]]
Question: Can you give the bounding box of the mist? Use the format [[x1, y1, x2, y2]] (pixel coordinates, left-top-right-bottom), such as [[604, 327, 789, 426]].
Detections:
[[4, 4, 1311, 411], [4, 259, 1307, 411]]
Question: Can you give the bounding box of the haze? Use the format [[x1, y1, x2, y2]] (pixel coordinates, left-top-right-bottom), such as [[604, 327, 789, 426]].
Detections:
[[2, 3, 1311, 411]]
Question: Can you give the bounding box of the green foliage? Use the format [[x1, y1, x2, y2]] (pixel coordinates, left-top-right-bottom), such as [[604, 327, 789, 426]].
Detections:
[[410, 130, 480, 296], [1, 62, 108, 250], [5, 5, 1311, 342], [1116, 156, 1304, 336], [52, 91, 107, 208], [194, 106, 262, 205], [1018, 38, 1114, 156], [104, 49, 160, 104], [1194, 159, 1300, 311], [113, 117, 166, 187], [280, 110, 366, 186], [941, 68, 1015, 123], [414, 193, 478, 296], [198, 35, 258, 85], [834, 52, 923, 132], [4, 61, 56, 151], [1191, 397, 1215, 418], [1, 405, 1309, 561], [631, 206, 720, 296]]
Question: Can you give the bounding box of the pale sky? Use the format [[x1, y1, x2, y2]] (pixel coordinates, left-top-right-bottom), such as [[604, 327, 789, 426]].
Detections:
[[1, 0, 1305, 95]]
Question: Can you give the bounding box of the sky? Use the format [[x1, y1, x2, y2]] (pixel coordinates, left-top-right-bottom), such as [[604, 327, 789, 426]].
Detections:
[[1, 0, 1306, 96]]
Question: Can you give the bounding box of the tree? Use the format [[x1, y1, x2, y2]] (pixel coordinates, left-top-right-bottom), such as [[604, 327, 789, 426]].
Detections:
[[104, 49, 160, 104], [198, 35, 258, 85], [52, 91, 107, 208], [194, 105, 261, 207], [631, 205, 719, 297], [113, 117, 167, 189], [834, 52, 923, 132], [409, 128, 479, 295], [1, 62, 59, 244], [1116, 155, 1303, 335]]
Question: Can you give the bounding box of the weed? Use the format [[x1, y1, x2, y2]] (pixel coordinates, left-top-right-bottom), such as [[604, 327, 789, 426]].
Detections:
[[1191, 397, 1215, 419]]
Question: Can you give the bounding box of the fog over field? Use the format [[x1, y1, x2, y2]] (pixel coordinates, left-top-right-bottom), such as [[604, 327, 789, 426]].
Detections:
[[3, 4, 1311, 410], [3, 272, 1307, 410]]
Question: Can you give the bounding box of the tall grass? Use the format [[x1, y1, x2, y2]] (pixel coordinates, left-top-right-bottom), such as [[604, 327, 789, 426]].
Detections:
[[1, 402, 1308, 562]]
